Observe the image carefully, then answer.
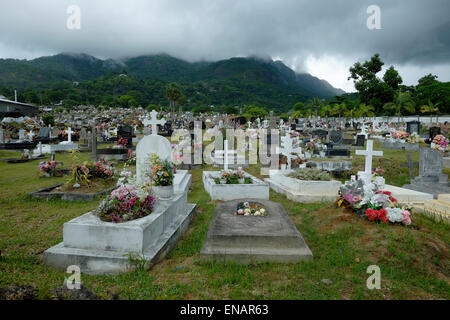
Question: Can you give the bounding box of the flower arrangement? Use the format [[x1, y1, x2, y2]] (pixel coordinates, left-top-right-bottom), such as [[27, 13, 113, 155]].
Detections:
[[390, 130, 409, 140], [148, 153, 174, 186], [431, 135, 449, 151], [39, 161, 61, 177], [338, 178, 411, 226], [372, 167, 385, 177], [237, 202, 267, 216], [405, 133, 420, 143], [70, 157, 115, 186], [287, 168, 331, 181], [94, 184, 156, 223], [217, 167, 251, 184], [305, 141, 315, 153]]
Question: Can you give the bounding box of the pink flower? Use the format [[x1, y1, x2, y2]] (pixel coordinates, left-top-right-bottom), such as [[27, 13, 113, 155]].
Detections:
[[402, 210, 411, 225]]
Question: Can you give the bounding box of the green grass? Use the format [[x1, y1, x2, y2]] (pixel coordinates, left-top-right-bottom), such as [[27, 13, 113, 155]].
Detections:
[[0, 147, 449, 300]]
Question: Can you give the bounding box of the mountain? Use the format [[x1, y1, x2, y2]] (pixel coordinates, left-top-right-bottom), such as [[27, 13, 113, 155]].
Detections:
[[0, 53, 345, 108]]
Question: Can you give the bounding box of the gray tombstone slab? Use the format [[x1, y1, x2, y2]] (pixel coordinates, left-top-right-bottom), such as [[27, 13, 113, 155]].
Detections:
[[0, 128, 4, 143], [329, 130, 343, 145], [201, 199, 313, 263]]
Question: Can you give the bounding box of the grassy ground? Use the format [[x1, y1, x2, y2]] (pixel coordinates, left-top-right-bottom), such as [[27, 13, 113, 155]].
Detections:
[[0, 146, 449, 300]]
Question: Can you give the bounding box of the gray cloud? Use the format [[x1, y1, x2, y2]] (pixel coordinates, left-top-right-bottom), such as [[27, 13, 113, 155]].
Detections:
[[0, 0, 449, 90]]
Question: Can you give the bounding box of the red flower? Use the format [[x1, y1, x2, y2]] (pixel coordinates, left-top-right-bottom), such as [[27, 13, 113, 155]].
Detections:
[[365, 209, 378, 221]]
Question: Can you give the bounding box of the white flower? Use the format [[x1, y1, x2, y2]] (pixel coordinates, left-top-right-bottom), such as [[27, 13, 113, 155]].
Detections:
[[244, 208, 251, 214], [386, 207, 404, 223], [260, 208, 266, 214], [244, 212, 250, 216]]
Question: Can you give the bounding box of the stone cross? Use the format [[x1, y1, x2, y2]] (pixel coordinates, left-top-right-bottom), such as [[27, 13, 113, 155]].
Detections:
[[360, 123, 368, 139], [400, 153, 419, 180], [66, 127, 73, 143], [143, 110, 166, 135], [247, 121, 252, 129], [277, 135, 303, 170], [355, 140, 383, 182]]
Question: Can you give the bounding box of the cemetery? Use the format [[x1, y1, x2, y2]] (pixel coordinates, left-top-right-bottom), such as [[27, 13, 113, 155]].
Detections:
[[1, 105, 449, 301]]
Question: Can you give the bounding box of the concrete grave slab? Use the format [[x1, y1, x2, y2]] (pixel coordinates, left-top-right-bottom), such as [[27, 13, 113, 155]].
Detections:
[[200, 199, 313, 264]]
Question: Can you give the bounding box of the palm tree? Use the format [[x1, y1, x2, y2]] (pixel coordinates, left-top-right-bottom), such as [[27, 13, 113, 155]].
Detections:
[[354, 104, 375, 119], [420, 100, 440, 125], [178, 94, 187, 114], [311, 97, 322, 117], [383, 92, 416, 123], [320, 104, 332, 118], [166, 83, 182, 114]]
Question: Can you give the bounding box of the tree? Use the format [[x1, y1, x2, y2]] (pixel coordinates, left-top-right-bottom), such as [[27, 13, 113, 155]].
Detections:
[[293, 102, 305, 112], [348, 54, 402, 111], [420, 100, 440, 124], [383, 92, 416, 123], [383, 66, 403, 90], [166, 83, 182, 114], [354, 104, 375, 119], [42, 114, 55, 126], [178, 94, 187, 113]]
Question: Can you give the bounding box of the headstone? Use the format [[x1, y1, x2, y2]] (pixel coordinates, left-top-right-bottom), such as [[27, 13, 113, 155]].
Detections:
[[118, 125, 133, 148], [37, 127, 51, 142], [328, 130, 343, 145], [354, 135, 366, 147], [406, 121, 421, 135], [136, 135, 172, 184], [400, 153, 419, 181], [143, 110, 166, 136], [91, 126, 97, 160], [0, 128, 4, 143], [355, 140, 383, 182], [429, 127, 441, 141], [311, 129, 328, 139], [66, 127, 73, 143]]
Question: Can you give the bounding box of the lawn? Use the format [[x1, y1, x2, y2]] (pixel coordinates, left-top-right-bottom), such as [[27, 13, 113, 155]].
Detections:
[[0, 146, 449, 300]]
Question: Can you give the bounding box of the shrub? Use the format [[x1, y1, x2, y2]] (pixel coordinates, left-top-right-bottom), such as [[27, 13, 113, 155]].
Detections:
[[287, 168, 331, 181]]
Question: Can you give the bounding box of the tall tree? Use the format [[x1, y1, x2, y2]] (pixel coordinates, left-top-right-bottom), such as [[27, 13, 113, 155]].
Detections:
[[420, 100, 440, 124], [383, 92, 416, 123], [166, 83, 182, 114]]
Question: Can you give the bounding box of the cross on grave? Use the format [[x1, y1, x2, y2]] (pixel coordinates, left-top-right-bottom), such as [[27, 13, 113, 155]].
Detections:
[[247, 121, 252, 129], [277, 135, 303, 170], [399, 153, 419, 180], [27, 130, 35, 141], [66, 127, 73, 143], [355, 140, 383, 182], [214, 140, 237, 171], [142, 110, 166, 135]]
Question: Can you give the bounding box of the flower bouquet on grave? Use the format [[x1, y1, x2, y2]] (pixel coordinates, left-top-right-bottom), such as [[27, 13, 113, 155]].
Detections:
[[94, 183, 156, 223], [406, 133, 420, 144], [337, 178, 411, 226], [237, 201, 267, 216], [39, 160, 62, 177], [148, 153, 175, 199], [70, 157, 115, 187], [431, 135, 449, 152]]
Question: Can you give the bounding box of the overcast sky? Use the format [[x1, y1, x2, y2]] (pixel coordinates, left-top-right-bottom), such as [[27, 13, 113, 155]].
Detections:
[[0, 0, 449, 92]]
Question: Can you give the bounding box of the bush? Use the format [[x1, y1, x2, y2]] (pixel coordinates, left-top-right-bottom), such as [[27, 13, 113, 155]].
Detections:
[[287, 168, 331, 181]]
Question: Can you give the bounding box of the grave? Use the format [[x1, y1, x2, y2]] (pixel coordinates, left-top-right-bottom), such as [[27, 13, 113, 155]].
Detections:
[[43, 130, 195, 275], [407, 121, 421, 135], [402, 147, 450, 197], [265, 169, 341, 203], [200, 199, 313, 264], [325, 130, 351, 158]]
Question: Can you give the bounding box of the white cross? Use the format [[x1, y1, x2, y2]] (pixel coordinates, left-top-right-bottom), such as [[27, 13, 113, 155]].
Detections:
[[355, 140, 383, 181], [215, 140, 236, 171], [66, 127, 73, 143], [143, 110, 166, 135], [277, 135, 303, 170], [247, 121, 252, 129], [27, 130, 35, 141]]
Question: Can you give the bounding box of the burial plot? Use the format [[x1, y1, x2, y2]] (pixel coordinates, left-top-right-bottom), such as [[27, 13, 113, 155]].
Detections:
[[402, 147, 450, 197], [407, 121, 421, 135], [325, 130, 351, 158], [200, 199, 313, 264], [43, 131, 195, 274]]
